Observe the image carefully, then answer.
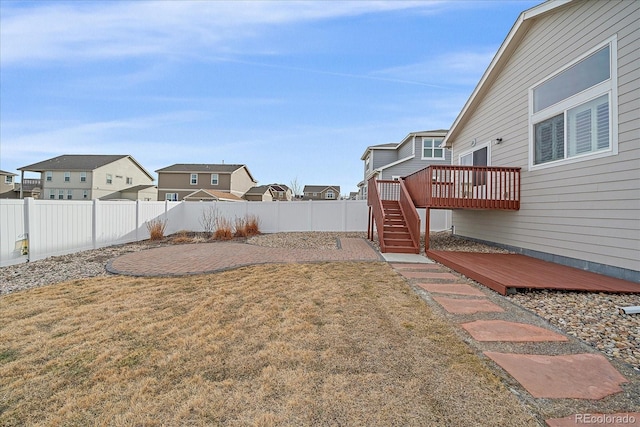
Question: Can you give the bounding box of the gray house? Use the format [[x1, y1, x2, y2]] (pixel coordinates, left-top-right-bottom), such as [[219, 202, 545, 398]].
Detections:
[[358, 130, 449, 200], [303, 185, 341, 201], [441, 0, 639, 282]]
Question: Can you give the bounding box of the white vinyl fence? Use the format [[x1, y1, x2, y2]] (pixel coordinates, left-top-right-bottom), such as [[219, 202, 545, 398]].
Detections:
[[0, 199, 451, 267]]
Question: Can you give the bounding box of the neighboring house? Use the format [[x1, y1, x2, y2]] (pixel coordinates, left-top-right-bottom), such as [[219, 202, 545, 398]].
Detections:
[[303, 185, 341, 201], [0, 170, 17, 198], [358, 130, 450, 200], [156, 164, 257, 201], [244, 184, 293, 202], [183, 189, 244, 202], [18, 155, 156, 201], [441, 0, 639, 281]]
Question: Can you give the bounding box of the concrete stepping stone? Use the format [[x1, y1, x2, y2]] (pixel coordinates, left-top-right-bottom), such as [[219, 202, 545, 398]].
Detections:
[[391, 263, 442, 270], [418, 283, 485, 296], [462, 320, 568, 342], [484, 352, 628, 399], [400, 271, 459, 280], [432, 296, 504, 314], [545, 412, 640, 426]]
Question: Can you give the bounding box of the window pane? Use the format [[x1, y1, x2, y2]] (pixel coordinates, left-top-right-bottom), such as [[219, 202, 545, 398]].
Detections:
[[534, 46, 609, 112], [567, 94, 609, 157], [535, 114, 565, 164], [434, 148, 443, 158]]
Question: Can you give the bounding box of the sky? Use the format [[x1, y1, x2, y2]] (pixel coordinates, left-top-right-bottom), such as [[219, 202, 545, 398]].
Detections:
[[0, 0, 540, 196]]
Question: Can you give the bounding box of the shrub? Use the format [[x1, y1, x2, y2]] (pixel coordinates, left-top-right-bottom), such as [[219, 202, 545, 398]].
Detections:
[[171, 230, 193, 244], [234, 216, 248, 238], [199, 206, 217, 237], [245, 214, 261, 237], [214, 216, 233, 241], [146, 218, 167, 241]]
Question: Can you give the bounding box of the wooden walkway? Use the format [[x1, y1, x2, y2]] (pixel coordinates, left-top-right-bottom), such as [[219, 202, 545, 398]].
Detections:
[[426, 251, 639, 295]]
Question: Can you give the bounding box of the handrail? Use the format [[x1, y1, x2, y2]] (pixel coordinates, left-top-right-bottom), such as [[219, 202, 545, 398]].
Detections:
[[367, 176, 387, 252], [398, 178, 420, 250], [404, 165, 521, 210]]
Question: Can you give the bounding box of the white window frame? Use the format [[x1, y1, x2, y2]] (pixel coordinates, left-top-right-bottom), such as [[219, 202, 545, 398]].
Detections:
[[190, 174, 198, 185], [458, 141, 492, 166], [325, 190, 335, 200], [46, 171, 52, 182], [4, 175, 12, 184], [66, 189, 73, 200], [422, 137, 445, 160], [83, 190, 89, 199], [165, 193, 178, 201], [106, 174, 113, 185], [64, 171, 70, 182], [210, 174, 219, 185], [126, 177, 133, 185], [528, 37, 618, 171], [58, 189, 64, 200], [80, 172, 87, 182], [49, 189, 55, 199]]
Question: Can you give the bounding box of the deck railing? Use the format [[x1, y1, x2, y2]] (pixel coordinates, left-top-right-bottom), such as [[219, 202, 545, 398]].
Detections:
[[398, 179, 420, 250], [367, 176, 388, 251], [404, 165, 521, 210]]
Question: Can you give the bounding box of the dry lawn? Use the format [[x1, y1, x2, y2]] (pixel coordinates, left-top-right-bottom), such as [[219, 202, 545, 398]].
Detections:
[[0, 262, 538, 426]]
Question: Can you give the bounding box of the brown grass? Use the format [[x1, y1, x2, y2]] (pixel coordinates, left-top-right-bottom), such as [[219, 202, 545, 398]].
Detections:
[[146, 218, 167, 241], [245, 214, 260, 236], [0, 263, 538, 426], [214, 216, 233, 241], [234, 216, 248, 238]]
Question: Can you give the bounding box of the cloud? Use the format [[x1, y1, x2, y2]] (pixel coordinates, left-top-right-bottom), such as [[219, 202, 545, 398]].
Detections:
[[0, 1, 446, 66], [372, 50, 497, 87]]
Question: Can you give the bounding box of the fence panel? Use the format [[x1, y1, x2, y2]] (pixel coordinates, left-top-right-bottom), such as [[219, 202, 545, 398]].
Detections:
[[29, 200, 94, 261], [0, 200, 26, 267], [95, 201, 137, 247]]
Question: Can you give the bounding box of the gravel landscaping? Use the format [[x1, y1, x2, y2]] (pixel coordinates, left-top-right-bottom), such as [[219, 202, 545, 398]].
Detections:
[[0, 231, 638, 370]]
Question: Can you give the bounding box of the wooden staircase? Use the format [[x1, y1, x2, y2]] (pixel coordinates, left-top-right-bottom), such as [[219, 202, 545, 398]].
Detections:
[[381, 200, 419, 254]]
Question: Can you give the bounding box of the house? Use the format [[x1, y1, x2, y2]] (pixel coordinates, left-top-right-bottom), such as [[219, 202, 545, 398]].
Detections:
[[243, 184, 293, 202], [0, 170, 17, 198], [303, 185, 341, 201], [358, 130, 450, 200], [439, 0, 639, 281], [18, 155, 156, 201], [156, 164, 257, 201], [183, 189, 244, 202]]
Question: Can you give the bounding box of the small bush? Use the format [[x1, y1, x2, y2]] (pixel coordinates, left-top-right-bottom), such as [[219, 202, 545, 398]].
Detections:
[[146, 218, 167, 241], [171, 230, 193, 244], [245, 214, 261, 237], [199, 206, 217, 237], [234, 217, 248, 238], [214, 216, 233, 241]]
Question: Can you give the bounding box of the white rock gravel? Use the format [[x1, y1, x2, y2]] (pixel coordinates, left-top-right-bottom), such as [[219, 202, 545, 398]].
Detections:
[[1, 231, 638, 370]]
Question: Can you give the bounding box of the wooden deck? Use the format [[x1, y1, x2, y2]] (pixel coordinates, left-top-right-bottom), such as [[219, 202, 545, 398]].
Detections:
[[426, 251, 639, 295]]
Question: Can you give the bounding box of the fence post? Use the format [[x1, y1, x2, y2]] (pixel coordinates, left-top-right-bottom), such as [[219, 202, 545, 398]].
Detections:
[[92, 199, 99, 249], [308, 199, 313, 231], [135, 200, 140, 242], [23, 197, 34, 262]]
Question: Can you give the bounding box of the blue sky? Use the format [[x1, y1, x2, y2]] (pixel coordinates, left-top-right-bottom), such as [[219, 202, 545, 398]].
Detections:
[[0, 0, 540, 195]]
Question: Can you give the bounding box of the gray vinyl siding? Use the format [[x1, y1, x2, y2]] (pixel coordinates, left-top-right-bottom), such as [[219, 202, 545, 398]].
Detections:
[[372, 150, 397, 170], [449, 0, 640, 276], [380, 142, 452, 180], [397, 138, 414, 159]]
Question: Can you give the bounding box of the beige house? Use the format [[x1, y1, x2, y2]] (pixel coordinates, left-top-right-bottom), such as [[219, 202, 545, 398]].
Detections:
[[303, 185, 341, 201], [244, 184, 292, 202], [156, 164, 257, 201], [0, 170, 17, 198], [441, 0, 639, 282], [18, 155, 156, 201]]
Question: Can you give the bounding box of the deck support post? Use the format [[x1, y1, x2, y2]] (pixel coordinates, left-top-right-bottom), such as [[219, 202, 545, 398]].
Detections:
[[425, 207, 430, 251], [367, 206, 372, 240]]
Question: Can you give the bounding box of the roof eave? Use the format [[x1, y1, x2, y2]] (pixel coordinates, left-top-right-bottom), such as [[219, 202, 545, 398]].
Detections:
[[442, 0, 574, 148]]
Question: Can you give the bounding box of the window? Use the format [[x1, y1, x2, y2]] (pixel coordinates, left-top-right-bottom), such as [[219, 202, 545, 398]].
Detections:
[[422, 137, 445, 159], [67, 190, 73, 200], [83, 190, 89, 199], [58, 189, 64, 199], [49, 190, 55, 199], [80, 172, 87, 182], [190, 174, 198, 185], [326, 190, 335, 200], [64, 172, 70, 182], [530, 39, 617, 169], [46, 171, 52, 182], [165, 193, 179, 201], [210, 174, 219, 185], [4, 175, 12, 184], [126, 177, 133, 185], [106, 174, 113, 184]]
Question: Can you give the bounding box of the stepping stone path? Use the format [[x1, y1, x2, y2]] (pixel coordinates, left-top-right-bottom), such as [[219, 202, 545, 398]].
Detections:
[[390, 261, 639, 427]]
